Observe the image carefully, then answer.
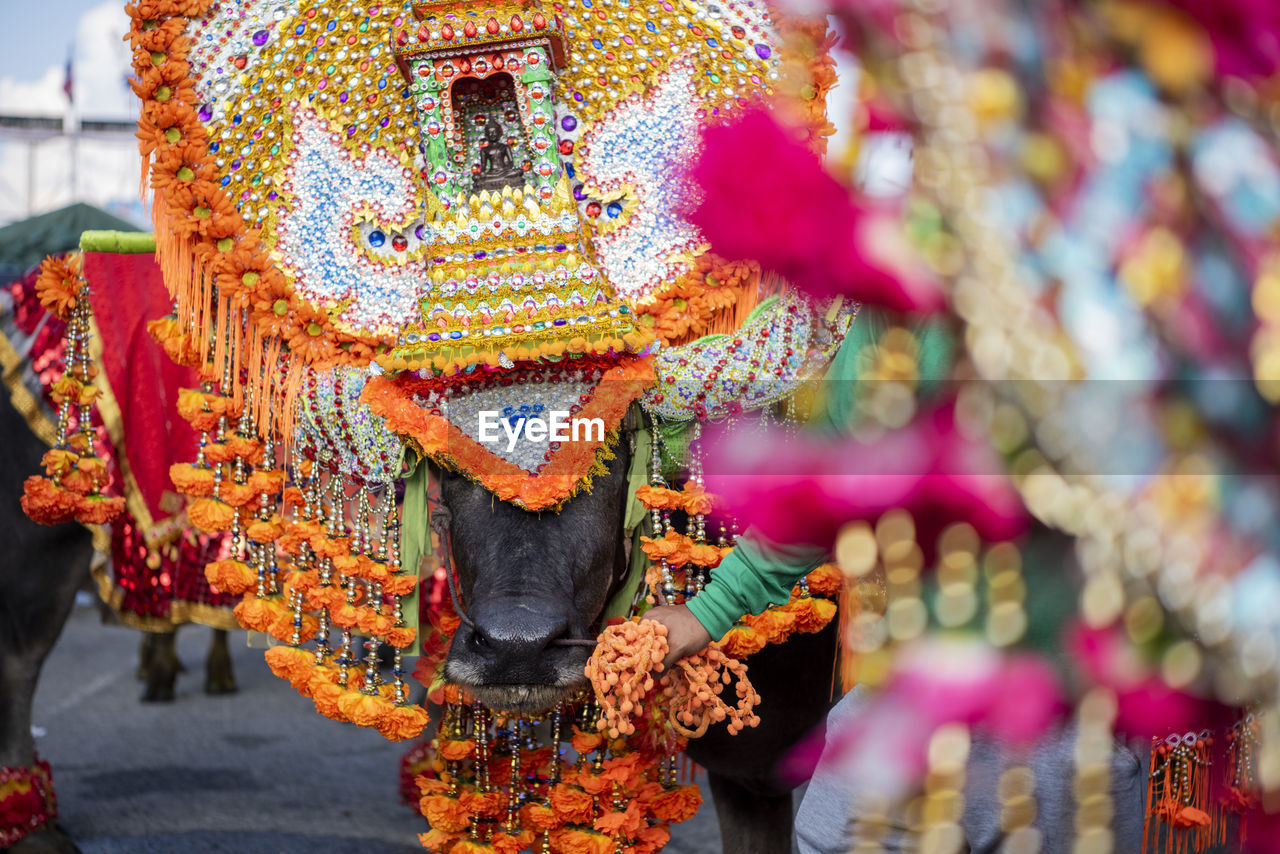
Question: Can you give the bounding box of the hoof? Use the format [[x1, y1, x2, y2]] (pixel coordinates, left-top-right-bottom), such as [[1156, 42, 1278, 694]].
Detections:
[[203, 671, 238, 695], [204, 644, 237, 695], [8, 823, 82, 854], [142, 674, 176, 702]]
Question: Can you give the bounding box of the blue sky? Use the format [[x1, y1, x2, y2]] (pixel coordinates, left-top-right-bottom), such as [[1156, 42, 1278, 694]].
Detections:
[[2, 0, 114, 88], [1, 0, 136, 118], [0, 0, 140, 222]]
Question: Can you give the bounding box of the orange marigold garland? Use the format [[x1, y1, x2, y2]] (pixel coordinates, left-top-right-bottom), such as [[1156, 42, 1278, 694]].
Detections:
[[633, 422, 841, 661], [413, 691, 704, 854], [21, 254, 124, 528]]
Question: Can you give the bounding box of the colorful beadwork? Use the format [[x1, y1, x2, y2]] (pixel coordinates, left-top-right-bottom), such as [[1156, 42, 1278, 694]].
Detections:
[[645, 293, 856, 421]]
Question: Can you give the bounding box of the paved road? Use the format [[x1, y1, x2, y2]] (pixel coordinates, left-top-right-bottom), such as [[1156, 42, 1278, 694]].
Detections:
[[32, 599, 723, 853]]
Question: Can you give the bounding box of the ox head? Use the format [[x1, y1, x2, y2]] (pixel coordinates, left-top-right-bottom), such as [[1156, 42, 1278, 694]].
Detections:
[[438, 437, 634, 713]]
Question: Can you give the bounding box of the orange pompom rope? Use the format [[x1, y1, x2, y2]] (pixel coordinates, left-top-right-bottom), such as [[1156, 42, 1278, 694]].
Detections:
[[586, 619, 760, 741]]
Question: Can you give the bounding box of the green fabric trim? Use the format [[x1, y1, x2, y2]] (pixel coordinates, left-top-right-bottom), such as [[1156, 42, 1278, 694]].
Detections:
[[398, 453, 430, 657], [623, 424, 652, 535], [654, 419, 694, 481], [603, 527, 651, 623], [79, 230, 156, 254], [604, 424, 654, 622]]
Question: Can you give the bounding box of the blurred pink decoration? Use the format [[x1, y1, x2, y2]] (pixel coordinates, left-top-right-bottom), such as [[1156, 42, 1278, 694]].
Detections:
[[802, 640, 1065, 795], [687, 108, 943, 313], [1166, 0, 1280, 79], [1067, 623, 1219, 738], [1242, 804, 1280, 854], [703, 404, 1027, 555]]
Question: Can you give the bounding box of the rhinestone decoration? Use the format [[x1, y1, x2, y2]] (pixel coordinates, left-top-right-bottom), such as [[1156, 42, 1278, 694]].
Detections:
[[644, 293, 857, 421], [295, 365, 406, 482]]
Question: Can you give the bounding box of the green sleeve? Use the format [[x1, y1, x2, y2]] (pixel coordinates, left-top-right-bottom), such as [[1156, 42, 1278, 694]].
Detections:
[[685, 532, 827, 641]]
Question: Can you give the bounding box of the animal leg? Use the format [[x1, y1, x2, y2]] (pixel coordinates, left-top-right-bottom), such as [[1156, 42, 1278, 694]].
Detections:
[[204, 629, 237, 695], [142, 631, 179, 702], [135, 631, 156, 680], [707, 771, 796, 854], [6, 825, 83, 854]]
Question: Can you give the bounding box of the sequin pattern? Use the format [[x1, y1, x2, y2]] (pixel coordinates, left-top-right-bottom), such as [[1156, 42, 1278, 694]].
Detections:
[[644, 293, 857, 421]]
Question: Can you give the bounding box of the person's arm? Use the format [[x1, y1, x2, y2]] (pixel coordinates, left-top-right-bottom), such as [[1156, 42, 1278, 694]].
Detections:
[[645, 531, 826, 667]]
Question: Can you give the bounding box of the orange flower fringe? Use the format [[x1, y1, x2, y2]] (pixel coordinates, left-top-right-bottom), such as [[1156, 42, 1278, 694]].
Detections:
[[363, 357, 654, 511], [587, 619, 761, 741], [20, 256, 123, 528]]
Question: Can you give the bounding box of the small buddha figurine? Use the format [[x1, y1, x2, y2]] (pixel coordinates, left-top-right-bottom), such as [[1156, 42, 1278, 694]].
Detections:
[[474, 117, 524, 192]]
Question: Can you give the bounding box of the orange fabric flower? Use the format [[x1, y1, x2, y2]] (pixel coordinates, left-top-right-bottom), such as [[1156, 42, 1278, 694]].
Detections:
[[60, 467, 96, 496], [599, 753, 646, 789], [451, 841, 498, 854], [438, 739, 476, 762], [634, 484, 682, 510], [233, 594, 283, 633], [377, 704, 430, 742], [418, 829, 464, 853], [594, 800, 645, 839], [387, 627, 417, 648], [285, 302, 340, 365], [310, 534, 352, 558], [35, 254, 83, 319], [169, 462, 215, 496], [460, 790, 505, 819], [680, 482, 716, 516], [632, 824, 671, 854], [646, 785, 702, 823], [384, 574, 417, 596], [488, 831, 534, 854], [420, 795, 472, 833], [40, 449, 79, 478], [717, 624, 767, 659], [264, 645, 313, 682], [357, 610, 393, 637], [246, 516, 285, 542], [266, 610, 317, 644], [548, 828, 613, 854], [359, 558, 391, 583], [21, 476, 80, 524], [743, 607, 797, 645], [219, 482, 257, 508], [187, 497, 234, 532], [785, 596, 838, 634], [76, 495, 125, 524], [246, 469, 284, 495], [520, 802, 563, 832], [572, 724, 606, 753], [204, 558, 255, 595], [547, 784, 595, 826], [309, 677, 346, 718], [337, 689, 391, 727], [805, 563, 844, 597]]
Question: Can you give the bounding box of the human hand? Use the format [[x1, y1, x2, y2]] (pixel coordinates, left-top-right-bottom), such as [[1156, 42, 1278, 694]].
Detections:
[[643, 604, 713, 671]]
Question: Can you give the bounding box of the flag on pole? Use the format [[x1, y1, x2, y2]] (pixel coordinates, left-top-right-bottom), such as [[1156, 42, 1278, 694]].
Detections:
[[63, 52, 73, 103]]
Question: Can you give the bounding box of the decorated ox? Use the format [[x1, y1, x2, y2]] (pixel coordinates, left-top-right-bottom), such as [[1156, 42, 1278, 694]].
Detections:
[[440, 448, 839, 854], [0, 389, 92, 854], [9, 246, 241, 703]]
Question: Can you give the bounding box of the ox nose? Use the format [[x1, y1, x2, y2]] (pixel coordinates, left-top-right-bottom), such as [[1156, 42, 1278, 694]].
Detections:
[[459, 600, 573, 680]]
